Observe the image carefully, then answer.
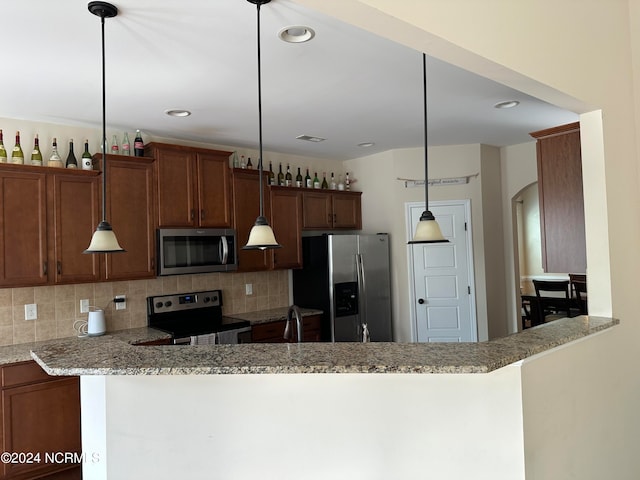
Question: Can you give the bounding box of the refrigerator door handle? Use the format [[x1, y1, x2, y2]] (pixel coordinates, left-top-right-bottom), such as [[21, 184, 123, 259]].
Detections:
[[357, 253, 368, 339]]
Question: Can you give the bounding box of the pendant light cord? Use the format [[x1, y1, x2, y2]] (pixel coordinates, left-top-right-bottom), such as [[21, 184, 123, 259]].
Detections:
[[256, 2, 265, 218], [422, 53, 429, 211], [100, 13, 107, 223]]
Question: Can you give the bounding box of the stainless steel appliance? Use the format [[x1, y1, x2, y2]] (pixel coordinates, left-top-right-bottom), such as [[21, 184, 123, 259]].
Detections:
[[293, 234, 392, 342], [146, 290, 251, 345], [157, 228, 237, 276]]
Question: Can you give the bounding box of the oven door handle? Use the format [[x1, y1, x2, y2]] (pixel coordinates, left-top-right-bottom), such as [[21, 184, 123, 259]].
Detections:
[[220, 236, 229, 265]]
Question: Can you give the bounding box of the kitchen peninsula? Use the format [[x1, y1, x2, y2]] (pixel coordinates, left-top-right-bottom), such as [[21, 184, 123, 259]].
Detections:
[[29, 316, 617, 480]]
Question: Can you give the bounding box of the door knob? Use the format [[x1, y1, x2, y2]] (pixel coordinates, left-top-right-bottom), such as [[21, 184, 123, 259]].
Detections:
[[418, 298, 425, 304]]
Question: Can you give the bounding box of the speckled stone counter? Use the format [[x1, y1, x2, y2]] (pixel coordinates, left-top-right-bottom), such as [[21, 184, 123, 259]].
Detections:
[[29, 315, 618, 376], [224, 306, 323, 325]]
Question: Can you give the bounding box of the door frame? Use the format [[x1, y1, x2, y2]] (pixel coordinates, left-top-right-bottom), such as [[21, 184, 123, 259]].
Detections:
[[405, 199, 477, 342]]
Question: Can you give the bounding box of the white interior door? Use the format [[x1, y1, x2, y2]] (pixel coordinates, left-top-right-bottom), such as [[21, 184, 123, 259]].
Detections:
[[407, 201, 477, 342]]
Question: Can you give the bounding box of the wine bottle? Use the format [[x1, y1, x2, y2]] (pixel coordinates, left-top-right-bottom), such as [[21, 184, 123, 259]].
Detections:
[[134, 129, 144, 156], [321, 172, 328, 189], [30, 134, 43, 166], [285, 164, 292, 186], [329, 172, 337, 190], [268, 161, 275, 185], [304, 168, 311, 188], [277, 163, 285, 186], [48, 138, 63, 168], [247, 157, 253, 169], [66, 139, 78, 168], [121, 132, 131, 156], [0, 130, 6, 163], [111, 134, 119, 155], [345, 172, 351, 191], [11, 131, 24, 164], [82, 139, 93, 170], [295, 167, 303, 188], [313, 172, 320, 189]]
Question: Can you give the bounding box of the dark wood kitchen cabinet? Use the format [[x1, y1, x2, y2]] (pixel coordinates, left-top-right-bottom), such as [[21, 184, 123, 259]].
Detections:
[[251, 314, 322, 343], [530, 122, 586, 273], [145, 143, 232, 228], [102, 155, 157, 280], [269, 186, 303, 269], [231, 168, 271, 271], [0, 165, 100, 287], [302, 190, 362, 230], [0, 361, 81, 480]]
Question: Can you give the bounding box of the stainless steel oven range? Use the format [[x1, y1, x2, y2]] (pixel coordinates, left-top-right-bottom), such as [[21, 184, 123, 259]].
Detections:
[[146, 290, 251, 345]]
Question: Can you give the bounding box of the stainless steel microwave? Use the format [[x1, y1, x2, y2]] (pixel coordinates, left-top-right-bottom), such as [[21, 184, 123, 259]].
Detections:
[[157, 228, 237, 276]]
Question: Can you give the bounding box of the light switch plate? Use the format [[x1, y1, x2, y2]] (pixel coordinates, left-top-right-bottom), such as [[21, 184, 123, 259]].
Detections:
[[245, 284, 253, 296], [25, 304, 37, 321], [115, 295, 126, 311], [80, 299, 90, 314]]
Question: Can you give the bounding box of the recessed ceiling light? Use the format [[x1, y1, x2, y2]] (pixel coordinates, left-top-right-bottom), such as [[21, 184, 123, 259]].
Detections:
[[165, 109, 192, 117], [493, 100, 520, 109], [358, 142, 375, 148], [296, 134, 325, 143], [278, 25, 315, 43]]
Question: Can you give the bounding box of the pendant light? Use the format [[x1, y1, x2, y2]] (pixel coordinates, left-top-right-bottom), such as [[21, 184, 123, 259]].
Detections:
[[409, 53, 449, 244], [243, 0, 282, 250], [84, 1, 125, 253]]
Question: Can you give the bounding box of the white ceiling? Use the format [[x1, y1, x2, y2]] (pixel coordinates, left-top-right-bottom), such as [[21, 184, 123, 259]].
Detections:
[[2, 0, 578, 160]]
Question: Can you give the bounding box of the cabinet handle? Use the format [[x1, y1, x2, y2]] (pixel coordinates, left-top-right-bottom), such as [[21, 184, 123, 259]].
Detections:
[[201, 209, 205, 220], [43, 262, 47, 275], [333, 213, 337, 222], [190, 209, 195, 221], [57, 261, 62, 275], [328, 213, 332, 223]]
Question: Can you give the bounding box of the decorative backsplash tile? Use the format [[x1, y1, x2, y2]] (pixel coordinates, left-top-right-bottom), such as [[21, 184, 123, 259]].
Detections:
[[0, 271, 289, 346]]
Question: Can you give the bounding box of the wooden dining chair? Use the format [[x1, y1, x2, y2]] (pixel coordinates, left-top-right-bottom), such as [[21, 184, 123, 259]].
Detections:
[[571, 279, 588, 315], [532, 279, 573, 323]]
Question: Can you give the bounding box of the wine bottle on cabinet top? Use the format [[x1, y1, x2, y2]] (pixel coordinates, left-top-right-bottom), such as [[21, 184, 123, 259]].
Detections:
[[30, 134, 43, 166], [285, 164, 292, 187], [11, 131, 24, 164], [134, 129, 144, 156], [48, 138, 63, 168], [66, 139, 78, 168], [121, 132, 131, 156], [295, 167, 303, 188], [0, 130, 6, 163], [321, 172, 328, 189], [82, 139, 93, 170], [305, 168, 311, 188], [277, 163, 284, 186]]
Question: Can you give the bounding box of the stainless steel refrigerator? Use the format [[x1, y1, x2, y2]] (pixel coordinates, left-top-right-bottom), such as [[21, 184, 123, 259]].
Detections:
[[293, 234, 392, 342]]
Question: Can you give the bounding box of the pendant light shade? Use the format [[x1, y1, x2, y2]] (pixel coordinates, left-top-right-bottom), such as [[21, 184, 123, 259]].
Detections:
[[84, 1, 124, 254], [409, 53, 449, 245], [243, 0, 281, 251]]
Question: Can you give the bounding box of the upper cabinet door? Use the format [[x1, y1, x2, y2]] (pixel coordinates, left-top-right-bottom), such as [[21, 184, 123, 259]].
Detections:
[[270, 187, 303, 269], [302, 191, 333, 229], [196, 152, 232, 228], [0, 168, 48, 287], [150, 146, 196, 227], [331, 192, 362, 229], [104, 156, 156, 280], [50, 173, 101, 284]]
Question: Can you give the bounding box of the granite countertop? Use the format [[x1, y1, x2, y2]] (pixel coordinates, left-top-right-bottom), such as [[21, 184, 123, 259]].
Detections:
[[224, 306, 323, 325], [27, 315, 618, 376]]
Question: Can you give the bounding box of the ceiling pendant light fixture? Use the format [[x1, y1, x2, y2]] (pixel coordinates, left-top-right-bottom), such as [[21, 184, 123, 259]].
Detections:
[[243, 0, 281, 251], [409, 53, 449, 245], [84, 1, 125, 253]]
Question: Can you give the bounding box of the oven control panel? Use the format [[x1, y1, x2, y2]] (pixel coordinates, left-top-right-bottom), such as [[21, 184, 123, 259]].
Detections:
[[147, 290, 222, 314]]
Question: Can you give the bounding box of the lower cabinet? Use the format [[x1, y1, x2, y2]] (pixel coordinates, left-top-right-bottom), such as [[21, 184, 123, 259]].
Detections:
[[251, 315, 322, 343], [0, 361, 81, 480]]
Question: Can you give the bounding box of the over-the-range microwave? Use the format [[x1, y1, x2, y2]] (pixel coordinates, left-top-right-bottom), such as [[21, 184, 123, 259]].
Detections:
[[157, 228, 237, 276]]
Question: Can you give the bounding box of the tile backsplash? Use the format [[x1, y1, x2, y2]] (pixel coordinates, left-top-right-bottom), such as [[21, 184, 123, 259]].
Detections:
[[0, 270, 289, 346]]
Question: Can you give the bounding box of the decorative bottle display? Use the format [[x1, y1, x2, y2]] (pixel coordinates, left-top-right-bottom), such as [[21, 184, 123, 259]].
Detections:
[[329, 172, 337, 190], [232, 151, 240, 168], [11, 131, 24, 164], [240, 155, 246, 169], [277, 163, 284, 186], [345, 172, 351, 191], [30, 134, 43, 166], [304, 168, 311, 188], [48, 138, 63, 168], [65, 139, 78, 168], [313, 172, 320, 189], [247, 157, 253, 169], [0, 130, 6, 163], [82, 139, 93, 170], [295, 167, 303, 188], [268, 161, 275, 185], [285, 164, 292, 186], [110, 134, 119, 155], [134, 129, 144, 156], [337, 174, 345, 191], [321, 172, 328, 189], [121, 132, 131, 156]]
